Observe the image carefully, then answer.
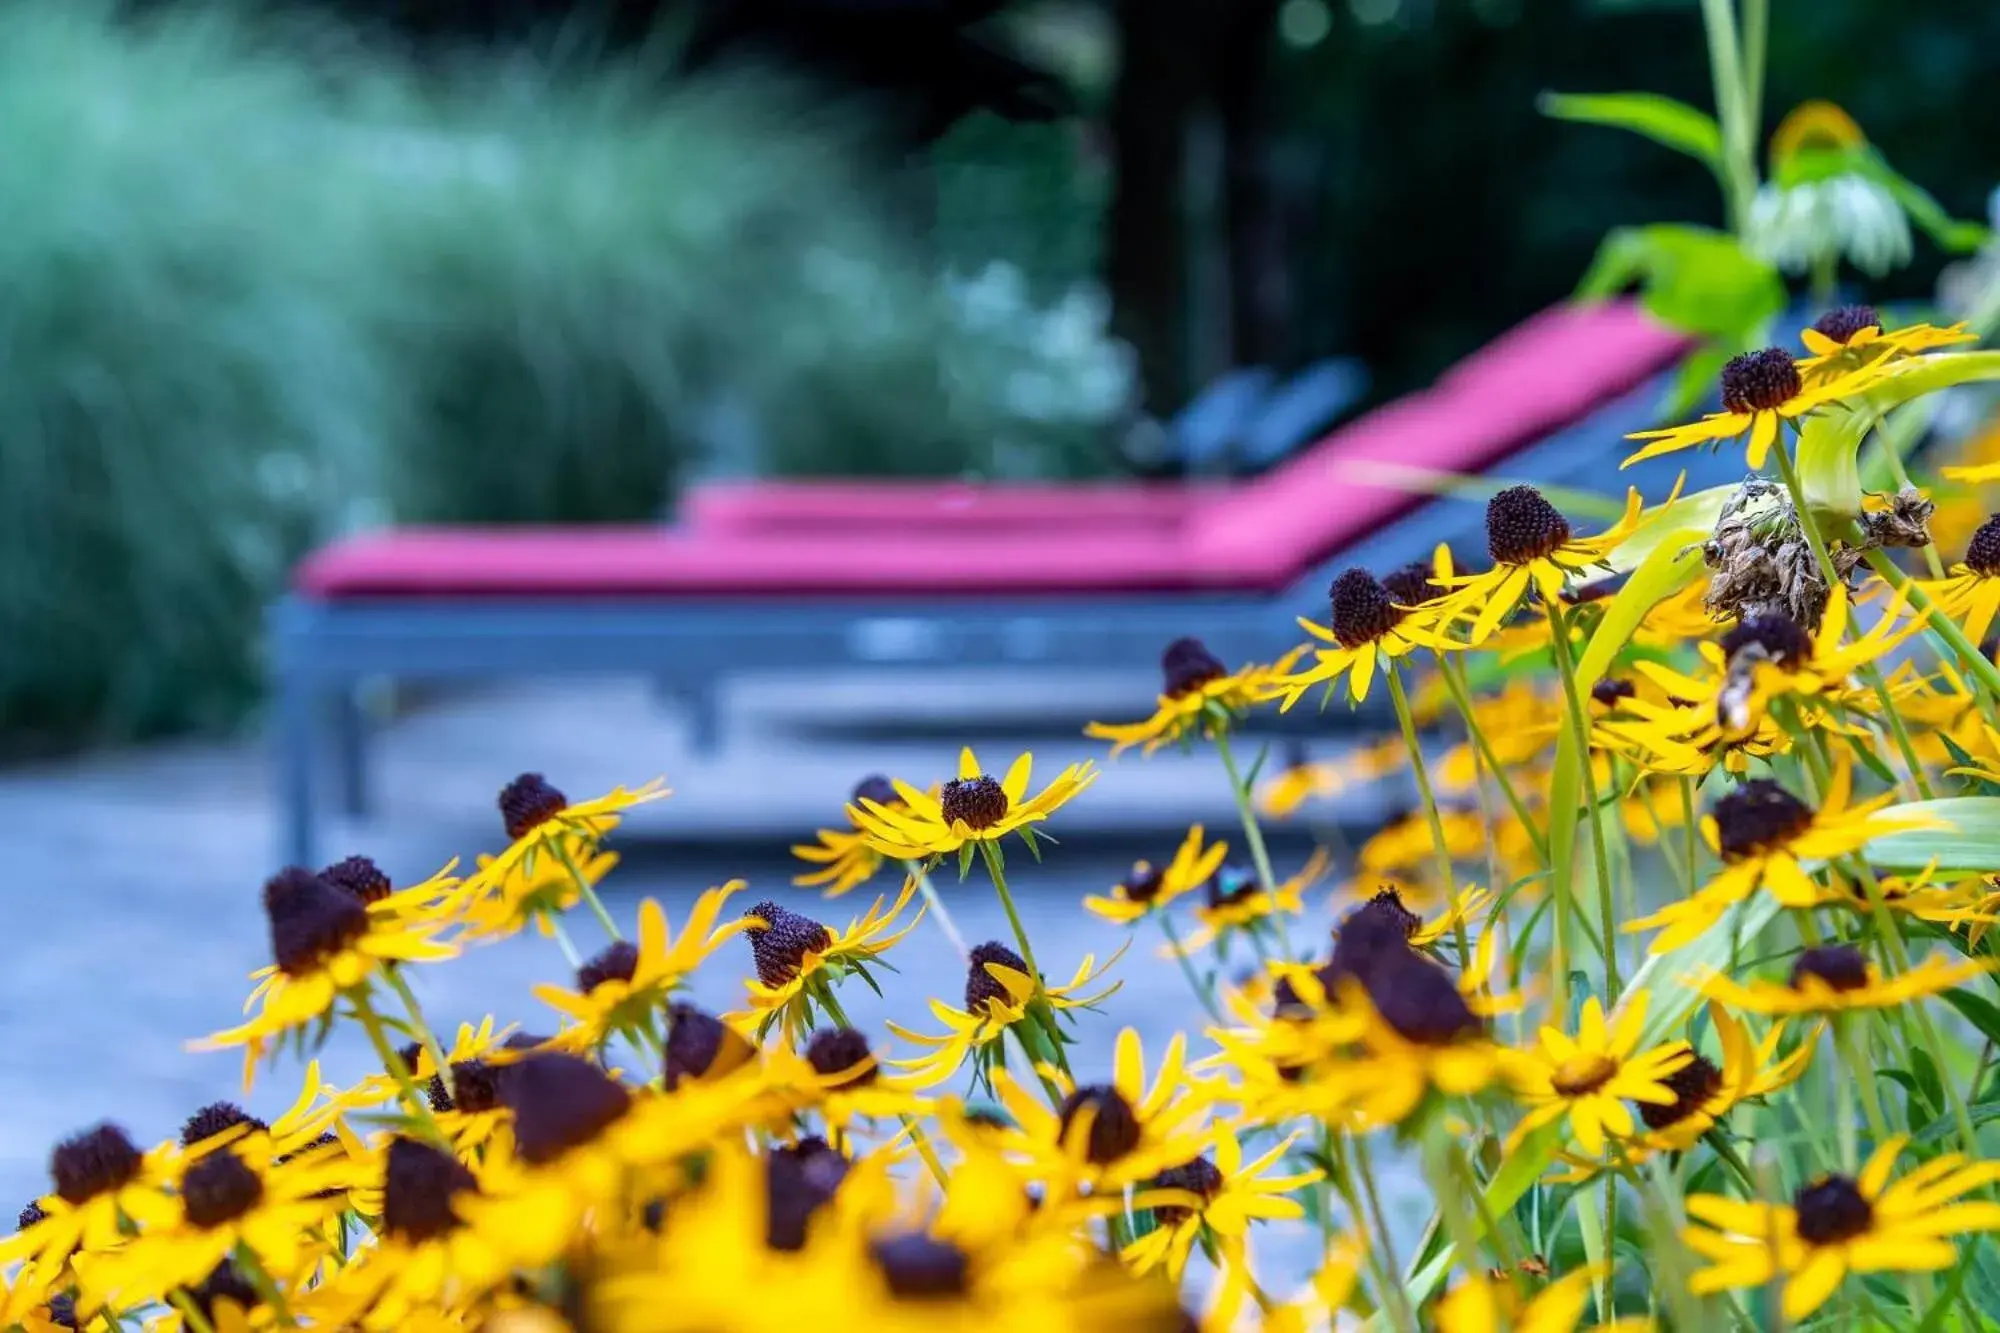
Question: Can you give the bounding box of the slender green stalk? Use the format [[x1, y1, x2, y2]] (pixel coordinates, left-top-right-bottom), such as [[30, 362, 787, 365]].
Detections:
[[547, 914, 584, 969], [912, 865, 969, 960], [815, 983, 948, 1186], [978, 841, 1042, 984], [1680, 776, 1702, 900], [1438, 654, 1548, 859], [382, 967, 454, 1105], [1699, 0, 1757, 233], [1159, 913, 1224, 1025], [555, 841, 624, 942], [1386, 664, 1470, 969], [171, 1291, 220, 1333], [233, 1242, 296, 1327], [1350, 1136, 1418, 1333], [1213, 731, 1281, 911], [1548, 608, 1621, 999], [350, 984, 446, 1143]]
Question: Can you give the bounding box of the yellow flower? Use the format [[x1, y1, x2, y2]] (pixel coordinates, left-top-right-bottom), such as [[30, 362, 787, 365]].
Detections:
[[192, 868, 458, 1089], [887, 942, 1122, 1090], [1622, 348, 1881, 470], [535, 883, 750, 1051], [1085, 637, 1298, 756], [1281, 565, 1457, 707], [1356, 809, 1490, 881], [1624, 764, 1938, 952], [1255, 741, 1347, 819], [1437, 484, 1653, 645], [991, 1028, 1213, 1195], [1910, 513, 2000, 648], [0, 1125, 183, 1320], [1630, 1002, 1816, 1153], [848, 748, 1096, 861], [1685, 1135, 2000, 1321], [759, 1031, 934, 1128], [448, 845, 620, 942], [1796, 304, 1973, 386], [1171, 848, 1330, 954], [1121, 1127, 1321, 1280], [1434, 1267, 1650, 1333], [1328, 957, 1507, 1127], [740, 879, 925, 1039], [482, 773, 670, 886], [1503, 994, 1692, 1156], [1082, 825, 1226, 925], [1693, 945, 1995, 1016]]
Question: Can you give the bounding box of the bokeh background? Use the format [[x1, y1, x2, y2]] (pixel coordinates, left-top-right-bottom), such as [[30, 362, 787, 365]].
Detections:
[[6, 0, 2000, 1222]]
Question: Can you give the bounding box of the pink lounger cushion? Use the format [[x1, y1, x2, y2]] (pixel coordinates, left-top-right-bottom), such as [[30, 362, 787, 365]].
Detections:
[[678, 299, 1678, 534], [296, 299, 1689, 601]]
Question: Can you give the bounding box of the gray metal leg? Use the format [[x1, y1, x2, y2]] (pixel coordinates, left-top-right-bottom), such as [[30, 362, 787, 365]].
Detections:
[[333, 685, 370, 820], [276, 669, 318, 869], [685, 678, 724, 756]]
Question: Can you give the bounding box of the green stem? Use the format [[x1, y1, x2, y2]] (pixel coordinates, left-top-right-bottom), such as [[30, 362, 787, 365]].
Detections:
[[170, 1292, 219, 1333], [813, 983, 948, 1185], [555, 840, 623, 942], [382, 967, 453, 1105], [547, 913, 584, 969], [1680, 776, 1702, 901], [978, 842, 1042, 985], [912, 866, 969, 960], [1159, 913, 1224, 1024], [1699, 0, 1757, 234], [1351, 1136, 1418, 1333], [232, 1242, 296, 1327], [1213, 732, 1283, 939], [1548, 607, 1621, 1000], [1386, 664, 1470, 969], [1873, 411, 1946, 578], [350, 984, 446, 1143], [1438, 654, 1548, 860]]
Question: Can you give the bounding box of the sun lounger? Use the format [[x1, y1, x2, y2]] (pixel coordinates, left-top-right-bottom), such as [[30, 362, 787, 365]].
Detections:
[[270, 300, 1698, 863]]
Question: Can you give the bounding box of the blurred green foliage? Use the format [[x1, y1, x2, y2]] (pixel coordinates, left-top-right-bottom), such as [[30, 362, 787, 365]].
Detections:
[[0, 0, 1129, 748]]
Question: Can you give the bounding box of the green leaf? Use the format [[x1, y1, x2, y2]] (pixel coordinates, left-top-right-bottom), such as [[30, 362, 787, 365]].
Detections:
[[1796, 352, 2000, 521], [1575, 225, 1784, 341], [1539, 91, 1724, 175], [1606, 484, 1732, 575], [1944, 988, 2000, 1048], [1862, 797, 2000, 870]]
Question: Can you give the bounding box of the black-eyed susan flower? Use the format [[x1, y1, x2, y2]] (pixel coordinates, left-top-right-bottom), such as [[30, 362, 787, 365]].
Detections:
[[992, 1029, 1213, 1195], [1084, 637, 1298, 756], [83, 1140, 355, 1311], [482, 773, 670, 886], [1685, 1136, 2000, 1321], [1502, 993, 1692, 1155], [1123, 1127, 1321, 1280], [1355, 809, 1489, 884], [887, 941, 1121, 1090], [790, 776, 908, 899], [1693, 944, 1995, 1016], [1624, 767, 1938, 952], [534, 883, 749, 1051], [0, 1125, 181, 1319], [1631, 1002, 1815, 1153], [450, 845, 620, 943], [1623, 346, 1882, 470], [1910, 513, 2000, 647], [192, 868, 458, 1088], [762, 1027, 933, 1128], [1172, 848, 1330, 954], [1438, 484, 1652, 645], [1329, 950, 1506, 1127], [661, 1003, 759, 1090], [740, 881, 924, 1039], [1281, 567, 1454, 707], [1082, 825, 1226, 925], [848, 748, 1096, 862], [303, 1137, 513, 1330], [1254, 741, 1347, 820], [1432, 1266, 1640, 1333], [1797, 304, 1972, 386]]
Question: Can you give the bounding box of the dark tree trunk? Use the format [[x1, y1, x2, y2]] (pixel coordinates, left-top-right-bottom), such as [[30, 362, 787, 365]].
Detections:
[[1217, 0, 1286, 369]]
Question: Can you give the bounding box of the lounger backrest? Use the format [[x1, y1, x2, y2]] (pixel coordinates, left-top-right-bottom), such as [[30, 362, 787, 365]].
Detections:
[[1187, 300, 1686, 588]]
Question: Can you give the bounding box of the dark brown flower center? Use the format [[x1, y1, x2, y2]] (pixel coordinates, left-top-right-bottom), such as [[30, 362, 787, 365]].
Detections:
[[184, 1263, 258, 1325], [381, 1136, 476, 1243], [939, 776, 1010, 830], [1712, 779, 1815, 860], [1966, 515, 2000, 578], [1591, 678, 1636, 707], [181, 1150, 263, 1229], [264, 866, 369, 976], [1721, 612, 1814, 667], [1322, 898, 1419, 993], [1118, 860, 1166, 905], [1328, 568, 1405, 648], [18, 1201, 45, 1230], [805, 1028, 877, 1085], [766, 1138, 848, 1251], [1382, 560, 1444, 607], [1152, 1155, 1224, 1223], [1564, 573, 1627, 605], [871, 1233, 971, 1299], [1206, 864, 1262, 909], [1056, 1086, 1143, 1165], [1638, 1055, 1724, 1130], [499, 1053, 632, 1166], [1720, 347, 1803, 414], [43, 1293, 77, 1330], [1160, 636, 1229, 697], [745, 901, 834, 986], [1549, 1053, 1618, 1097], [426, 1058, 502, 1114], [964, 941, 1029, 1013], [1812, 305, 1881, 346], [851, 774, 899, 808], [320, 855, 393, 904], [576, 941, 640, 994], [1485, 485, 1572, 565], [1364, 953, 1484, 1046], [498, 773, 569, 840], [180, 1103, 267, 1149], [1790, 944, 1869, 993], [1794, 1174, 1874, 1245], [50, 1124, 142, 1205], [664, 1003, 754, 1087]]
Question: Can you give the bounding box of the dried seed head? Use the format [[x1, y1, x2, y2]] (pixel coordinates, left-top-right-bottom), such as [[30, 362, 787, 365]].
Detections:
[[498, 773, 568, 840], [1485, 486, 1572, 565], [1327, 569, 1404, 648], [1160, 637, 1229, 697], [1967, 515, 2000, 577], [1794, 1174, 1874, 1245], [964, 941, 1029, 1014], [1811, 305, 1881, 346], [744, 901, 834, 986], [1720, 347, 1803, 413], [938, 776, 1010, 831]]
